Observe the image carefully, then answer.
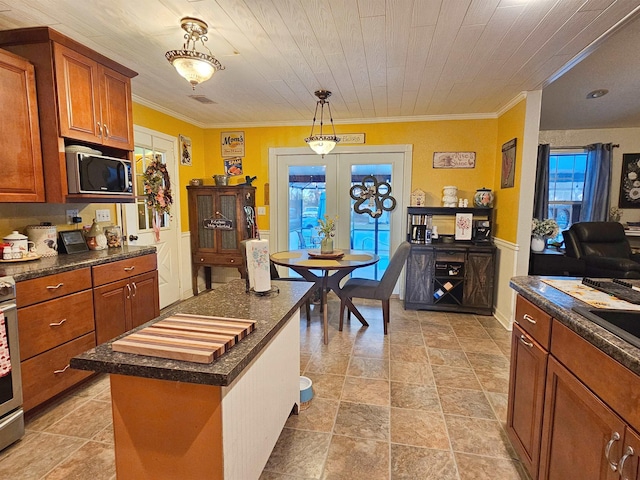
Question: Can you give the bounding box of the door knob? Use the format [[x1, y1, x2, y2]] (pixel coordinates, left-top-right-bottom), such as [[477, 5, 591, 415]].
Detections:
[[129, 235, 138, 241]]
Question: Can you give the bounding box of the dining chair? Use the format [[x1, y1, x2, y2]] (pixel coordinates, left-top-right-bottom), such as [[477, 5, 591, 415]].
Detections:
[[338, 241, 411, 334]]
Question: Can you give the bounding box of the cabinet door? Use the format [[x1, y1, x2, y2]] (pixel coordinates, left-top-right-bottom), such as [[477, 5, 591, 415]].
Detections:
[[93, 278, 130, 344], [130, 270, 160, 329], [463, 251, 494, 308], [620, 428, 640, 480], [404, 247, 434, 305], [99, 64, 133, 149], [0, 48, 45, 202], [506, 324, 548, 479], [539, 357, 624, 480], [54, 43, 101, 143]]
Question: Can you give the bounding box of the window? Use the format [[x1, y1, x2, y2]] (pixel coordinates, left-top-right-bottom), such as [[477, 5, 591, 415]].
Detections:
[[547, 150, 587, 243]]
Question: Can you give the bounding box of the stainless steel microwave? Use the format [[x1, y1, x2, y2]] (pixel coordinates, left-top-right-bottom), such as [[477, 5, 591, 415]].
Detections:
[[66, 152, 132, 195]]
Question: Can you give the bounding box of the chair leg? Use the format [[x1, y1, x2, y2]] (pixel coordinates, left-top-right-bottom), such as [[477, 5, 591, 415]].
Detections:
[[305, 300, 311, 324], [382, 299, 390, 335], [339, 298, 346, 331]]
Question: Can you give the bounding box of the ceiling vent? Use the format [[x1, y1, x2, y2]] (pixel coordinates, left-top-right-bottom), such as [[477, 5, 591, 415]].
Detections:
[[188, 95, 217, 104]]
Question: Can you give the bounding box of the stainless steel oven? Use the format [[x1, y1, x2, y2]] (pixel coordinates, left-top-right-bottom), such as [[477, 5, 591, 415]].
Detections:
[[0, 276, 23, 451]]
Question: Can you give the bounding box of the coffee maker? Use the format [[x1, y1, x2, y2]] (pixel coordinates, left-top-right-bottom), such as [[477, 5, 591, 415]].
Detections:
[[472, 220, 491, 244]]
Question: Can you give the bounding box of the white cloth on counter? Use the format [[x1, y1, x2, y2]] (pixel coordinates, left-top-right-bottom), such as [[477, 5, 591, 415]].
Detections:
[[0, 311, 11, 377], [245, 239, 271, 293]]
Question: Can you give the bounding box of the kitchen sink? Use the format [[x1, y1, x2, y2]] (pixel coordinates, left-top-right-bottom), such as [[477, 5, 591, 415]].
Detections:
[[573, 306, 640, 349]]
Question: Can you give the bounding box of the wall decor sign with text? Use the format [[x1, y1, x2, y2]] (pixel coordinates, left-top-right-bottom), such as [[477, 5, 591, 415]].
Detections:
[[179, 135, 192, 166], [433, 152, 476, 169], [224, 157, 244, 176], [337, 133, 365, 144], [619, 153, 640, 208], [221, 131, 245, 157], [501, 138, 517, 189]]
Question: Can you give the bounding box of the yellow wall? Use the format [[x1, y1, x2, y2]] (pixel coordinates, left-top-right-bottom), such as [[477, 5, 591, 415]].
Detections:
[[493, 99, 527, 242], [202, 119, 499, 230]]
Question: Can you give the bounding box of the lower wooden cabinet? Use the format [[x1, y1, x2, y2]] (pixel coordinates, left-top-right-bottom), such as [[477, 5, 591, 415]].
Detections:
[[507, 324, 548, 478], [539, 357, 624, 480], [94, 268, 159, 344], [21, 333, 95, 411]]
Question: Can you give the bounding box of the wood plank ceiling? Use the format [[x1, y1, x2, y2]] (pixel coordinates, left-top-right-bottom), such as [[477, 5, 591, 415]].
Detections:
[[0, 0, 638, 127]]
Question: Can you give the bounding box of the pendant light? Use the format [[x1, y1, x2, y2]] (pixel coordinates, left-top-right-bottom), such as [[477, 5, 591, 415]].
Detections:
[[305, 90, 340, 157], [166, 17, 224, 89]]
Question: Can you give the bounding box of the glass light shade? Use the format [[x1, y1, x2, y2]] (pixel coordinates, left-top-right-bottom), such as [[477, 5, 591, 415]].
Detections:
[[305, 135, 338, 156], [167, 50, 218, 87]]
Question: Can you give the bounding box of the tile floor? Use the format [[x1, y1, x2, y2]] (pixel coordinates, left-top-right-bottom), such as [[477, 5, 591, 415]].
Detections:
[[0, 294, 530, 480]]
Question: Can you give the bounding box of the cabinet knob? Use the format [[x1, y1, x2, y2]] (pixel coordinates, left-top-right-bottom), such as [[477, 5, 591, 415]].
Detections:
[[200, 258, 205, 262], [230, 259, 234, 263]]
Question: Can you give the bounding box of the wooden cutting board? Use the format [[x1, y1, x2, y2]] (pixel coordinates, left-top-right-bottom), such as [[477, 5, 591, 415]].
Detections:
[[111, 314, 256, 363]]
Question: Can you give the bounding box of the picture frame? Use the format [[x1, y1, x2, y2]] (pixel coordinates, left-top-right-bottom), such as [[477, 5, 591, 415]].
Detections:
[[179, 135, 192, 166], [433, 152, 475, 169], [221, 131, 245, 157], [224, 157, 244, 176], [501, 138, 517, 188], [455, 213, 473, 240], [619, 153, 640, 208]]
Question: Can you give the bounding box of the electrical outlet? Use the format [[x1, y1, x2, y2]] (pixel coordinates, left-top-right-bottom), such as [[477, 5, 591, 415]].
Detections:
[[257, 206, 266, 216], [95, 209, 111, 222], [66, 209, 79, 225]]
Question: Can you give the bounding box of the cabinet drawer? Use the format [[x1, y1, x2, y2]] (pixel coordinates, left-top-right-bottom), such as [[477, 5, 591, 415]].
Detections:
[[21, 333, 95, 412], [16, 268, 92, 308], [92, 253, 157, 287], [19, 290, 95, 361], [192, 253, 241, 267], [515, 295, 551, 349]]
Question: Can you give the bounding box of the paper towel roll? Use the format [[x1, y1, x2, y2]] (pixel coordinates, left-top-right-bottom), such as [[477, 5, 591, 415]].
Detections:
[[246, 239, 271, 293]]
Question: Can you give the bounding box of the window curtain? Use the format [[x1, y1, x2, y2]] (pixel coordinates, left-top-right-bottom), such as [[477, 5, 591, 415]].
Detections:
[[579, 143, 613, 222], [533, 144, 550, 220]]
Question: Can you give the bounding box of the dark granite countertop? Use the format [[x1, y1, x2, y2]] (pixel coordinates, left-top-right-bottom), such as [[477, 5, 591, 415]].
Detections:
[[0, 246, 156, 281], [510, 276, 640, 376], [70, 279, 314, 386]]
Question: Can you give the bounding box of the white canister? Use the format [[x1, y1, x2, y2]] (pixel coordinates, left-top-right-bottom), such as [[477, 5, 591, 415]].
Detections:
[[26, 225, 58, 257], [3, 231, 34, 256]]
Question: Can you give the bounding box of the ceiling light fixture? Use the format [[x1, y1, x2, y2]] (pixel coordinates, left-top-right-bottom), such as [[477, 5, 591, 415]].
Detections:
[[166, 17, 224, 89], [586, 89, 608, 99], [305, 90, 340, 157]]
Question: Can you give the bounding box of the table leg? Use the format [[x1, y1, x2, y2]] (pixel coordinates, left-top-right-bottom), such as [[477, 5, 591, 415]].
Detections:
[[322, 271, 329, 344]]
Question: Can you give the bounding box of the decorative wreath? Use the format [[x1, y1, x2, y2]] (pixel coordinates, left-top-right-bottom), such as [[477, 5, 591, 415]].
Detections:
[[143, 159, 173, 216]]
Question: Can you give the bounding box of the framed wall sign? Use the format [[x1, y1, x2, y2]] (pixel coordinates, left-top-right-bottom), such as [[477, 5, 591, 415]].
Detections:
[[179, 134, 192, 166], [221, 131, 245, 157], [501, 138, 517, 188], [455, 213, 473, 240], [619, 153, 640, 208], [433, 152, 475, 169]]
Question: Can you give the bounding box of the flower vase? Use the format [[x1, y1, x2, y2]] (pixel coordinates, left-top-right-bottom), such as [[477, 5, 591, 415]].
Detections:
[[320, 237, 333, 254], [531, 236, 546, 252]]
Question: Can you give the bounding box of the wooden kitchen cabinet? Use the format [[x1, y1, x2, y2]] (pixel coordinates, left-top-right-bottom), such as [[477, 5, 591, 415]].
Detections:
[[539, 357, 624, 480], [0, 47, 44, 202], [16, 268, 95, 411], [187, 185, 257, 296], [54, 43, 133, 149], [93, 254, 159, 344], [0, 27, 137, 202], [404, 246, 434, 306]]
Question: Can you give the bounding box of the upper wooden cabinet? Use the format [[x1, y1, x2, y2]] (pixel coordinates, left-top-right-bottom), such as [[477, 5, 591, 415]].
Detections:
[[0, 27, 137, 203], [54, 43, 133, 149], [0, 48, 45, 202]]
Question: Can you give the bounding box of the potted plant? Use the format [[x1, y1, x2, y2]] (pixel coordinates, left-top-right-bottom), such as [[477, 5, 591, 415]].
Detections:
[[317, 215, 337, 253], [531, 218, 559, 252]]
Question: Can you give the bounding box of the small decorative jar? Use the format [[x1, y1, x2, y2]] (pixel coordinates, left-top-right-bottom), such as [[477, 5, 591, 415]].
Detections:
[[474, 188, 494, 208], [320, 237, 333, 254], [85, 219, 107, 250], [442, 186, 458, 207]]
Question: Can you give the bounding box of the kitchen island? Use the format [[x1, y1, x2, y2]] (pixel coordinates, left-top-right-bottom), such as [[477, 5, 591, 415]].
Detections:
[[71, 278, 313, 480], [508, 276, 640, 480]]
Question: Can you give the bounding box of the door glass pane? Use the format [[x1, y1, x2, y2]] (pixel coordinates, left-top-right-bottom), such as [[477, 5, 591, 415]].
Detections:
[[288, 165, 326, 250], [350, 164, 392, 280], [133, 146, 170, 231]]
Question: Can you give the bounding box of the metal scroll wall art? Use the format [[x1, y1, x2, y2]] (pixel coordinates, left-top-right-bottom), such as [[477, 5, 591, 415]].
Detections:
[[349, 175, 397, 218]]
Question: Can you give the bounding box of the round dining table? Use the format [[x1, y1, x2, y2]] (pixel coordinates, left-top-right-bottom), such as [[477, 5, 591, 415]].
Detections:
[[270, 249, 379, 344]]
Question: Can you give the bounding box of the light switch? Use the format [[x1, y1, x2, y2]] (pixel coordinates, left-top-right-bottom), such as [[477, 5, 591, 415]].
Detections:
[[96, 209, 111, 222], [257, 206, 266, 216]]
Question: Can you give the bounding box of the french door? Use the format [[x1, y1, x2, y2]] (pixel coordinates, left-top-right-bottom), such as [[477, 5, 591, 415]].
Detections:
[[270, 146, 412, 281]]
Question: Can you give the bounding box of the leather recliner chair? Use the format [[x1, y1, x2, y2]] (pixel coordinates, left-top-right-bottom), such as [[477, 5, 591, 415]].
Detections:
[[562, 222, 640, 278]]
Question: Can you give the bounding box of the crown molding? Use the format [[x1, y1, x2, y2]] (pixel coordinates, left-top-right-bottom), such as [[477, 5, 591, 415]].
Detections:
[[132, 95, 208, 129]]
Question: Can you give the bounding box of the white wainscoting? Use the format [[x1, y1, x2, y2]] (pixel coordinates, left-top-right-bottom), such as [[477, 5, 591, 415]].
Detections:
[[493, 237, 519, 330]]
